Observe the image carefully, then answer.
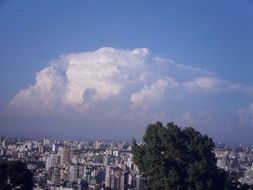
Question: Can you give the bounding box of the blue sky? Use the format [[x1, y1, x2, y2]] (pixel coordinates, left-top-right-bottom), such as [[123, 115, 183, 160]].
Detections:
[[0, 0, 253, 144]]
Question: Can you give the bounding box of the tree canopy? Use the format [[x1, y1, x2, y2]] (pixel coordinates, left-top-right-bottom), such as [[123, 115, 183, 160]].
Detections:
[[0, 161, 33, 190], [132, 122, 250, 190]]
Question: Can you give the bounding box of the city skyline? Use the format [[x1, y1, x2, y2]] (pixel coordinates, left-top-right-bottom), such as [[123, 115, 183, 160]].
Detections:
[[1, 135, 253, 189], [0, 1, 253, 144]]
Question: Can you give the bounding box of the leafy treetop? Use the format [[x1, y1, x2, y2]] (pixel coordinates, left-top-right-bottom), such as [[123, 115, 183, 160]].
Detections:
[[0, 160, 33, 190], [132, 122, 252, 190]]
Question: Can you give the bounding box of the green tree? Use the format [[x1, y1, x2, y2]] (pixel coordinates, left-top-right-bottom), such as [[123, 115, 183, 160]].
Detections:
[[0, 161, 33, 190], [132, 122, 247, 190]]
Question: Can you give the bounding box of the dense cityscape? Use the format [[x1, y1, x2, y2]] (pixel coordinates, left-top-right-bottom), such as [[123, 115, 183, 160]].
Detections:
[[1, 136, 253, 190], [1, 1, 252, 190]]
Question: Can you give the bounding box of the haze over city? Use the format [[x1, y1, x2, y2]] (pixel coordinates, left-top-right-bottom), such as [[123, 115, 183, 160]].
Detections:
[[0, 0, 253, 144]]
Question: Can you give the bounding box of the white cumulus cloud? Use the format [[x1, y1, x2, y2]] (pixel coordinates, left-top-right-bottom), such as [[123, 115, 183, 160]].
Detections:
[[9, 47, 150, 113], [131, 79, 169, 108], [184, 76, 241, 93], [7, 47, 251, 131], [9, 66, 65, 114]]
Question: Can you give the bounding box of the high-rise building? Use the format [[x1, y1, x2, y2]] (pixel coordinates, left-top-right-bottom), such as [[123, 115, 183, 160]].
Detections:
[[128, 172, 133, 186], [105, 166, 111, 187], [104, 155, 109, 166], [120, 171, 129, 190], [59, 147, 70, 166], [2, 140, 6, 148], [27, 141, 33, 150], [38, 145, 44, 153], [51, 168, 61, 186], [69, 165, 78, 183], [105, 166, 123, 189], [78, 165, 84, 178], [110, 175, 120, 190], [94, 140, 101, 149], [46, 154, 59, 170], [52, 143, 59, 153], [43, 138, 50, 146]]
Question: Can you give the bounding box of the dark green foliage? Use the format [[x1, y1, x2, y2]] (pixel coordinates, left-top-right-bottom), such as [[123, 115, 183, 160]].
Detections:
[[0, 161, 33, 190], [132, 122, 250, 190]]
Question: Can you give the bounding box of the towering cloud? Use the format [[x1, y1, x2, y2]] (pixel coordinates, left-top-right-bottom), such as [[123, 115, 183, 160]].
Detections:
[[9, 48, 149, 114], [5, 47, 253, 139]]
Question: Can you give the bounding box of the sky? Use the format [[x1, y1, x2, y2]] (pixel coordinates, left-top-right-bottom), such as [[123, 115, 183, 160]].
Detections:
[[0, 0, 253, 144]]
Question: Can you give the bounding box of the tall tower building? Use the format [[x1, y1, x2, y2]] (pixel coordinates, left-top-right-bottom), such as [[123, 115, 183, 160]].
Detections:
[[2, 140, 6, 148], [51, 168, 61, 186], [69, 165, 78, 183], [46, 154, 59, 170], [105, 166, 111, 188], [120, 171, 129, 190], [59, 147, 70, 166]]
